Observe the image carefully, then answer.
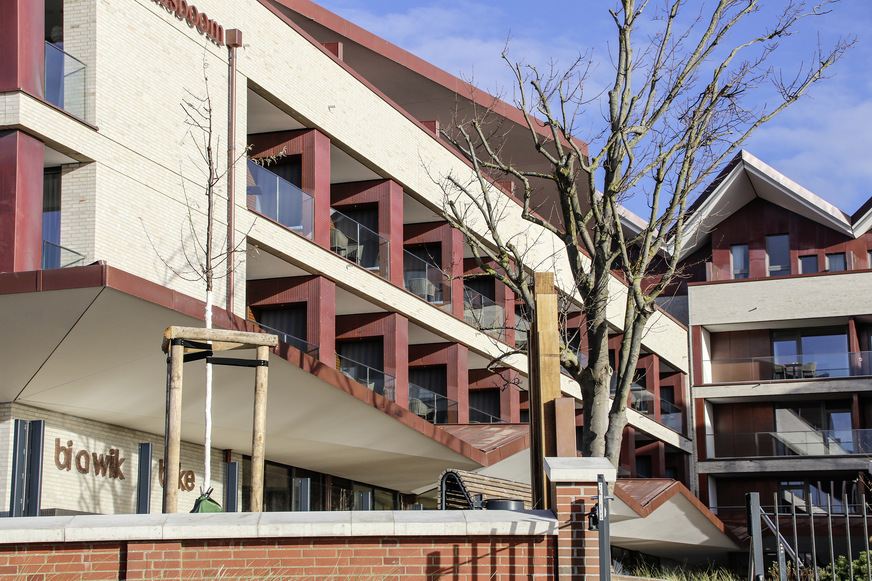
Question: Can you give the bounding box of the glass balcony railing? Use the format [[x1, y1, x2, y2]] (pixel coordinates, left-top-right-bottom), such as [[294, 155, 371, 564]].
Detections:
[[623, 386, 683, 432], [329, 209, 389, 278], [246, 159, 314, 238], [403, 250, 450, 305], [463, 287, 505, 339], [246, 319, 319, 358], [467, 406, 504, 424], [708, 429, 872, 458], [45, 41, 86, 120], [41, 240, 85, 269], [336, 354, 395, 400], [408, 383, 458, 424], [703, 352, 871, 384]]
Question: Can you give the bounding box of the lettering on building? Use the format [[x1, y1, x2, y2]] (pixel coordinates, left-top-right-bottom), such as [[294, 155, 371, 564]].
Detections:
[[158, 459, 197, 491], [54, 439, 126, 480], [150, 0, 225, 46]]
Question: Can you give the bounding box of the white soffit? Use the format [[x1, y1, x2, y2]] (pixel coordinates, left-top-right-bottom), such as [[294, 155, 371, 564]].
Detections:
[[678, 150, 853, 261]]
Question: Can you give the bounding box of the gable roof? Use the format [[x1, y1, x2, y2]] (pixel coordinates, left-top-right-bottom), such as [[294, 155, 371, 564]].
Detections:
[[677, 150, 857, 260]]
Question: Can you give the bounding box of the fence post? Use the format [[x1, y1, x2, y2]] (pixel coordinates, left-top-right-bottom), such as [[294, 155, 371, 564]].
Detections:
[[747, 492, 765, 581], [545, 457, 616, 581]]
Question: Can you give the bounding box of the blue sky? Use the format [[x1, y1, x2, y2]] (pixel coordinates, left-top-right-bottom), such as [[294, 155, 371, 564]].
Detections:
[[315, 0, 871, 217]]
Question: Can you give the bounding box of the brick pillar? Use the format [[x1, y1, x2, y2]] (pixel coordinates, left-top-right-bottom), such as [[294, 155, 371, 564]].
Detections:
[[384, 313, 409, 407], [545, 457, 616, 581], [446, 343, 468, 423], [0, 0, 44, 97], [500, 369, 520, 423], [0, 131, 44, 272], [308, 277, 336, 367], [444, 226, 464, 318], [379, 180, 404, 287]]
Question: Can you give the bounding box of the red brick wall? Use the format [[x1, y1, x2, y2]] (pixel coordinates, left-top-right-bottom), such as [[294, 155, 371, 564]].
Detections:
[[0, 535, 555, 580]]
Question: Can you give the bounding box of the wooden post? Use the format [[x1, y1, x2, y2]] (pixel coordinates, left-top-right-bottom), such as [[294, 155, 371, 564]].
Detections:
[[163, 340, 184, 513], [249, 345, 269, 512], [528, 272, 562, 510]]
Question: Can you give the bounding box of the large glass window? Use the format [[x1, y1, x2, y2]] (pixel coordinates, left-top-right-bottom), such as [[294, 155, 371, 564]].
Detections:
[[799, 255, 818, 274], [731, 244, 749, 279], [827, 252, 846, 272], [772, 326, 849, 378], [766, 234, 791, 276]]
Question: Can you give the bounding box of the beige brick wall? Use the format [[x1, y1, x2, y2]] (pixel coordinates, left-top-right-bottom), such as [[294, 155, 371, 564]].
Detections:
[[1, 404, 243, 515]]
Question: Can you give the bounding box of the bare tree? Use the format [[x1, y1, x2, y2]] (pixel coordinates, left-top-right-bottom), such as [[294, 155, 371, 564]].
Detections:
[[144, 62, 248, 493], [438, 0, 852, 466]]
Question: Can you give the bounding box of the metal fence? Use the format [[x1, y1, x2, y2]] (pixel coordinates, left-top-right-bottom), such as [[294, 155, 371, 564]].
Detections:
[[747, 492, 872, 581]]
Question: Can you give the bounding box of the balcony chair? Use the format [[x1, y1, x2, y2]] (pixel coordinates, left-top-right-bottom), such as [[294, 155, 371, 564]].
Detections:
[[802, 361, 818, 378], [330, 228, 350, 258], [408, 277, 436, 302], [409, 398, 436, 422], [772, 364, 786, 380]]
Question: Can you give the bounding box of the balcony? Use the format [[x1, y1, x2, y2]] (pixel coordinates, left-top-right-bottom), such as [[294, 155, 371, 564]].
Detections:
[[246, 159, 314, 238], [247, 319, 319, 358], [627, 386, 683, 433], [41, 240, 85, 270], [330, 209, 389, 278], [463, 287, 505, 339], [708, 429, 872, 458], [408, 382, 457, 424], [703, 352, 871, 384], [45, 41, 86, 120], [336, 354, 395, 400], [403, 250, 450, 305]]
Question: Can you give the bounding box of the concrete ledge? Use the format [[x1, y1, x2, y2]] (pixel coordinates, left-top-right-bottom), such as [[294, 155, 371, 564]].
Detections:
[[0, 510, 559, 545], [544, 457, 617, 484]]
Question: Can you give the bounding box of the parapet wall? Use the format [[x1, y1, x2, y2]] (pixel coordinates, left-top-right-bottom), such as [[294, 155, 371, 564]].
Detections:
[[0, 511, 557, 579]]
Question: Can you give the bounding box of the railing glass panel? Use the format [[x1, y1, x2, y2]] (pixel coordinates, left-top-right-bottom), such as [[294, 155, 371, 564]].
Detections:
[[463, 287, 505, 339], [403, 250, 450, 305], [408, 383, 458, 424], [467, 406, 504, 424], [45, 42, 86, 120], [336, 354, 395, 401], [246, 319, 319, 358], [330, 209, 389, 278], [704, 351, 871, 383], [246, 159, 314, 238], [41, 240, 85, 270]]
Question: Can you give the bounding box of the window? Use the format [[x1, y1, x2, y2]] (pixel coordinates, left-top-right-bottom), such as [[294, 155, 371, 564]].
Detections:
[[827, 252, 846, 272], [868, 250, 872, 269], [799, 255, 818, 274], [772, 326, 850, 378], [731, 244, 749, 279], [42, 168, 62, 268], [766, 235, 791, 276]]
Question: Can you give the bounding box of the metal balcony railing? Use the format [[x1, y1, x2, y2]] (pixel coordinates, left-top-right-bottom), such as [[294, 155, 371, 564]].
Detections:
[[408, 382, 458, 424], [336, 354, 395, 400], [329, 209, 389, 278], [708, 428, 872, 458], [703, 351, 870, 384], [41, 240, 85, 269], [403, 250, 450, 305], [45, 41, 86, 120], [246, 319, 318, 358], [246, 159, 314, 238]]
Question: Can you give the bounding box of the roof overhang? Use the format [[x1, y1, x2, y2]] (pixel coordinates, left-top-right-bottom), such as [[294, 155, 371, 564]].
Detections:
[[678, 150, 854, 260], [0, 265, 525, 493], [611, 479, 741, 562]]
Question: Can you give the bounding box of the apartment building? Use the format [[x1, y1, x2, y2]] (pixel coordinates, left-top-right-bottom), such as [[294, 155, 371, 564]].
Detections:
[[672, 151, 872, 531], [0, 0, 700, 528]]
